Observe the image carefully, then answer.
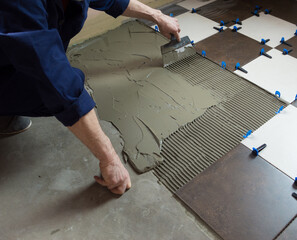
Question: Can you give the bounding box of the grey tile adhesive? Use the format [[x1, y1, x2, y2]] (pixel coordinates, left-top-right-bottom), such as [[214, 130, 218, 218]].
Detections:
[[68, 20, 284, 191], [156, 57, 284, 192]]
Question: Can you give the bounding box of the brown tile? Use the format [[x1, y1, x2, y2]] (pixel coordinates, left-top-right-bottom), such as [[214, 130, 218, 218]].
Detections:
[[277, 217, 297, 240], [197, 0, 297, 26], [139, 4, 188, 26], [195, 29, 271, 70], [197, 0, 261, 27], [275, 36, 297, 59], [176, 144, 297, 240], [263, 0, 297, 25]]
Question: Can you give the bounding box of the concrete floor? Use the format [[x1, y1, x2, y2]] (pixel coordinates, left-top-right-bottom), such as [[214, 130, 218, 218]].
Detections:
[[0, 116, 219, 240]]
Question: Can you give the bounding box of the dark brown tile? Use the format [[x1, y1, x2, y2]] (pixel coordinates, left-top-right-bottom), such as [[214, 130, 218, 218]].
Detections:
[[275, 36, 297, 59], [195, 29, 271, 70], [139, 4, 188, 26], [263, 0, 297, 25], [277, 217, 297, 240], [176, 144, 297, 240], [197, 0, 262, 27], [160, 4, 188, 17]]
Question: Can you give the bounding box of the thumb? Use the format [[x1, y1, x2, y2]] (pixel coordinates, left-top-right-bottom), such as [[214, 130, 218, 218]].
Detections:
[[174, 32, 181, 42], [94, 176, 107, 186], [127, 178, 132, 189]]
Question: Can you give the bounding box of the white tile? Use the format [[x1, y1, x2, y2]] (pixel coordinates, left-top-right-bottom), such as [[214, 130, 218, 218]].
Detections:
[[152, 12, 224, 43], [242, 105, 297, 180], [235, 49, 297, 103], [232, 12, 296, 48], [177, 0, 216, 11], [178, 13, 223, 42]]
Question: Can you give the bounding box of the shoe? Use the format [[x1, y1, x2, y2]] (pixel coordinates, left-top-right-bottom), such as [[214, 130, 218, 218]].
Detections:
[[0, 116, 32, 135]]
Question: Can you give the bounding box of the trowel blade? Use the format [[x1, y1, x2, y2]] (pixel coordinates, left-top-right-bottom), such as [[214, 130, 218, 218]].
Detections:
[[162, 45, 197, 67], [161, 36, 196, 67]]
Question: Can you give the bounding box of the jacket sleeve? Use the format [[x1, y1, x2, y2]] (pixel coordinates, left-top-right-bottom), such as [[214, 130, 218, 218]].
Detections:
[[0, 1, 96, 126], [89, 0, 130, 18]]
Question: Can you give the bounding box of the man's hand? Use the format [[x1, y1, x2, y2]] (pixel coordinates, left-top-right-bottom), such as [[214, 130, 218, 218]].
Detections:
[[155, 12, 181, 42], [122, 0, 181, 41], [94, 153, 131, 195], [68, 109, 131, 195]]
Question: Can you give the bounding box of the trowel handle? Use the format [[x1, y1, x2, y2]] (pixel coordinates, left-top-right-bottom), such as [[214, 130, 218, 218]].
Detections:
[[170, 33, 176, 41]]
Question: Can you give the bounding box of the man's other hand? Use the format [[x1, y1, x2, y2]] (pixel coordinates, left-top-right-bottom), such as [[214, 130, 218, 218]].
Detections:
[[94, 154, 131, 195]]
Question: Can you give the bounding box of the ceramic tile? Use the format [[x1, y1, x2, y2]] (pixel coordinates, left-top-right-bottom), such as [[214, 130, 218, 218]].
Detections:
[[277, 218, 297, 240], [160, 4, 188, 17], [195, 29, 272, 69], [176, 143, 297, 240], [275, 35, 297, 59], [177, 12, 225, 43], [197, 0, 259, 27], [232, 12, 296, 48], [234, 49, 297, 103], [264, 0, 297, 25], [242, 104, 297, 180], [139, 4, 188, 26], [152, 12, 223, 43], [177, 0, 216, 11]]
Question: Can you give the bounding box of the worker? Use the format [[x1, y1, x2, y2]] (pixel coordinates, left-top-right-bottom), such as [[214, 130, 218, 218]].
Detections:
[[0, 0, 180, 195]]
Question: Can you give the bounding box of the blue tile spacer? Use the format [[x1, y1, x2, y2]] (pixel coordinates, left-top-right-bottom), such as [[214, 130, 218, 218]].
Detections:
[[275, 106, 284, 114], [295, 30, 297, 36], [191, 8, 196, 13], [220, 20, 225, 26], [261, 38, 266, 44], [243, 130, 252, 139], [255, 5, 261, 10], [190, 40, 195, 46], [233, 26, 238, 32], [294, 177, 297, 186], [260, 48, 265, 55], [252, 147, 259, 156], [283, 48, 289, 55], [221, 61, 226, 69], [155, 25, 159, 32], [264, 9, 271, 14], [201, 50, 206, 57], [275, 90, 281, 98], [169, 13, 173, 17], [295, 94, 297, 100], [235, 18, 240, 23], [235, 62, 240, 70], [252, 9, 259, 16], [280, 37, 285, 43]]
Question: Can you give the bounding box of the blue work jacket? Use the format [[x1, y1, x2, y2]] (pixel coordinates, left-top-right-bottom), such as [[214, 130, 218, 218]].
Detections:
[[0, 0, 130, 126]]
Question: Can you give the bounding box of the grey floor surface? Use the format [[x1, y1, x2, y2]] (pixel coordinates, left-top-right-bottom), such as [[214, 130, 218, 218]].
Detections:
[[0, 116, 219, 240]]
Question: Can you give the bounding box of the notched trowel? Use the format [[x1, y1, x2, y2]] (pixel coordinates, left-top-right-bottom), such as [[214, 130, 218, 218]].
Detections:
[[161, 34, 196, 67]]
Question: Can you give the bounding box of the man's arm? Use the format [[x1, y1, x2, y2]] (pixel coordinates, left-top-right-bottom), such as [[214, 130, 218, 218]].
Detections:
[[122, 0, 181, 41], [68, 108, 131, 195], [78, 0, 180, 194]]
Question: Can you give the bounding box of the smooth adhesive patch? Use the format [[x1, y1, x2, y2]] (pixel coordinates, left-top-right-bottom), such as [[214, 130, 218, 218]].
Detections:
[[69, 21, 218, 173]]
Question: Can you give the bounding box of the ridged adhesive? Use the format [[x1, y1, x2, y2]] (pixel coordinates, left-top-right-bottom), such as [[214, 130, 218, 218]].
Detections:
[[154, 53, 285, 192]]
